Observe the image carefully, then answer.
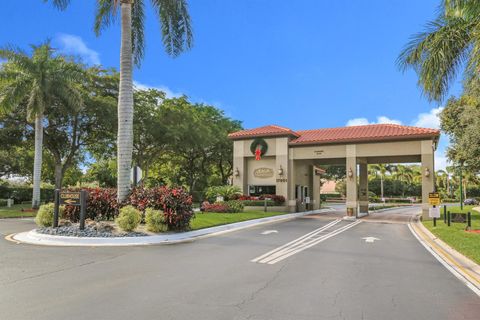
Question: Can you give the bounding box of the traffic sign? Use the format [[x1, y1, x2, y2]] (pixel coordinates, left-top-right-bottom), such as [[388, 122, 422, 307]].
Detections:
[[428, 192, 441, 206]]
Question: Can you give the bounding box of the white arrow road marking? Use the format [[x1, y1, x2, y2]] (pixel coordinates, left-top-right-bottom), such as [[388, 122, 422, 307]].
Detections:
[[252, 219, 362, 265], [362, 237, 380, 243], [261, 230, 278, 235]]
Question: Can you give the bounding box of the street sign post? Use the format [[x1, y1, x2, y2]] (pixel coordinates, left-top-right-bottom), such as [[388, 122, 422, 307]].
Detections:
[[53, 190, 88, 230]]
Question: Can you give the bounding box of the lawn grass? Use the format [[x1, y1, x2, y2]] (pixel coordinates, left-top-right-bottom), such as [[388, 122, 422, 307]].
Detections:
[[423, 205, 480, 264], [0, 204, 36, 218], [190, 210, 288, 230]]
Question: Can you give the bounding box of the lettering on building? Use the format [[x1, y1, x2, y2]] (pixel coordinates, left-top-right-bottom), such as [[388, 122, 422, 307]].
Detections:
[[254, 168, 274, 178]]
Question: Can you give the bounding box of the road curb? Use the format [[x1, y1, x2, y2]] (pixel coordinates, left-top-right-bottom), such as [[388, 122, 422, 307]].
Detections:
[[9, 208, 335, 247], [408, 216, 480, 296]]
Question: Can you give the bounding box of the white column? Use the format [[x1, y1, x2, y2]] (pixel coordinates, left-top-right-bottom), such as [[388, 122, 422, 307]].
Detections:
[[233, 140, 247, 194], [346, 145, 358, 218], [358, 159, 369, 215], [421, 140, 435, 220]]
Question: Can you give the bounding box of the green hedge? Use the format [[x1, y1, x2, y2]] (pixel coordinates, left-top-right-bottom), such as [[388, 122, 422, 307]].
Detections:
[[0, 186, 55, 203], [241, 200, 277, 207]]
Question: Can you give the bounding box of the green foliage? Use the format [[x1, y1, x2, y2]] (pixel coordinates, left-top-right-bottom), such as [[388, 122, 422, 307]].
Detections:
[[116, 205, 141, 232], [205, 185, 242, 202], [397, 1, 478, 101], [225, 200, 244, 213], [0, 186, 55, 203], [145, 208, 167, 233], [241, 200, 276, 207], [35, 203, 63, 227]]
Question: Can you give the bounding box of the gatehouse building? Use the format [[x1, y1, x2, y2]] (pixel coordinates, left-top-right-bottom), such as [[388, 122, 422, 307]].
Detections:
[[228, 124, 440, 219]]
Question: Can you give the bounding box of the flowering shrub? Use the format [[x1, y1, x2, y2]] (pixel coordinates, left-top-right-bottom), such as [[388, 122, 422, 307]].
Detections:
[[62, 187, 194, 231], [35, 203, 64, 227], [160, 187, 194, 231], [63, 188, 118, 222], [203, 200, 244, 213], [234, 194, 285, 205], [204, 202, 230, 213]]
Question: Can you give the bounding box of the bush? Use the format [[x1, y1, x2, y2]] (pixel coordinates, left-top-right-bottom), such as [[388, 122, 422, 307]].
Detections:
[[0, 199, 7, 207], [235, 194, 286, 205], [205, 185, 242, 202], [226, 200, 244, 213], [241, 200, 276, 207], [115, 205, 141, 232], [204, 202, 230, 213], [145, 208, 167, 233], [160, 187, 194, 231], [35, 203, 64, 227], [0, 186, 55, 203], [63, 188, 118, 222]]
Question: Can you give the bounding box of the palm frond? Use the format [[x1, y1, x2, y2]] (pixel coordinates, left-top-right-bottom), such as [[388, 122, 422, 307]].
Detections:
[[94, 0, 118, 36], [152, 0, 193, 57], [397, 16, 473, 101], [43, 0, 71, 10], [132, 0, 146, 66]]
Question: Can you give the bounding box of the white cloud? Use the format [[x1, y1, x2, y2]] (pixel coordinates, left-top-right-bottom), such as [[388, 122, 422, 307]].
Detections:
[[346, 116, 402, 126], [56, 34, 100, 65], [133, 81, 183, 98], [412, 107, 443, 129], [346, 117, 370, 126]]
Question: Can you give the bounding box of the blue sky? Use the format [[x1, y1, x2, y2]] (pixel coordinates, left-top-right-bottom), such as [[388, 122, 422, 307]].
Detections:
[[1, 0, 462, 169]]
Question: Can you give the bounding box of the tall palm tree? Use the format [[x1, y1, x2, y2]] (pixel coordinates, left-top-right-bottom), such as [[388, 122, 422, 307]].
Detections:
[[398, 0, 480, 101], [47, 0, 193, 202], [0, 43, 83, 208], [369, 164, 394, 200]]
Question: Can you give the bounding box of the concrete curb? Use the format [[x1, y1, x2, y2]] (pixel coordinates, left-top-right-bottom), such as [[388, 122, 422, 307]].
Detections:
[[11, 208, 335, 247], [408, 215, 480, 296]]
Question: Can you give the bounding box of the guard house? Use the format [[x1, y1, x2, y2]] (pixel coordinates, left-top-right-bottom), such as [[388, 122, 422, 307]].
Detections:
[[228, 124, 440, 219]]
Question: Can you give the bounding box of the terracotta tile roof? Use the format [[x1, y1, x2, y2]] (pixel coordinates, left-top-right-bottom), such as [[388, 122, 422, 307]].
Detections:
[[291, 124, 440, 145], [228, 124, 440, 144], [228, 125, 300, 139]]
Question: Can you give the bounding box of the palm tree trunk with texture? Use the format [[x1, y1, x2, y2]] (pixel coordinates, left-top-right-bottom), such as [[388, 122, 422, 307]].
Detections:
[[117, 0, 134, 203], [32, 114, 43, 208]]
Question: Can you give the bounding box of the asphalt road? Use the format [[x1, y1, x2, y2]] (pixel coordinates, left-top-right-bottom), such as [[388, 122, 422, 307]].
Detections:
[[1, 207, 479, 320]]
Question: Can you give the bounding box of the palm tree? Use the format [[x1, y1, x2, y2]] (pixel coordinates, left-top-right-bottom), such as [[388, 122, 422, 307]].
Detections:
[[397, 0, 480, 101], [0, 43, 83, 208], [47, 0, 193, 202], [369, 164, 394, 200]]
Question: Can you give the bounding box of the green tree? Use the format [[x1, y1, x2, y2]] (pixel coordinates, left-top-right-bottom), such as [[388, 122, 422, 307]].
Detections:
[[398, 0, 480, 101], [47, 0, 193, 202], [0, 43, 83, 207]]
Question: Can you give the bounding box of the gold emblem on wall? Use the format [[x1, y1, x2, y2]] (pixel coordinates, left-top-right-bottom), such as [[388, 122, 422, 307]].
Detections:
[[254, 168, 274, 178]]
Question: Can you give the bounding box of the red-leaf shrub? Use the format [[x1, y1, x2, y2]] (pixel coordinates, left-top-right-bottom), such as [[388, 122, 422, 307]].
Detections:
[[203, 202, 230, 213], [234, 194, 285, 205], [159, 187, 194, 231], [63, 188, 118, 222], [62, 186, 194, 231]]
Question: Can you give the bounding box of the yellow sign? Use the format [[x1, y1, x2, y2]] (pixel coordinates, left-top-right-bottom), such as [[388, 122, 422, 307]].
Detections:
[[428, 192, 440, 206]]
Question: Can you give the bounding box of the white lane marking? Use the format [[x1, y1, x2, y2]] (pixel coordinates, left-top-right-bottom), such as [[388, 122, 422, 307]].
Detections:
[[261, 230, 278, 235], [362, 237, 380, 243], [408, 224, 480, 297], [251, 219, 341, 263], [264, 221, 362, 265]]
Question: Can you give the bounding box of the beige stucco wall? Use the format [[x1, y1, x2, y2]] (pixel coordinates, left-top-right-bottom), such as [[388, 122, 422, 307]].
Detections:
[[232, 137, 436, 217]]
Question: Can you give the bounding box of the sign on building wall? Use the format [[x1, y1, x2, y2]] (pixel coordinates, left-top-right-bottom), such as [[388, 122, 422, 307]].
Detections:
[[254, 168, 274, 178]]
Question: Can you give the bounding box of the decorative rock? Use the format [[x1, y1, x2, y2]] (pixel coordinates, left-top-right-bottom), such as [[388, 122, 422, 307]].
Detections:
[[58, 219, 72, 227], [36, 223, 147, 238]]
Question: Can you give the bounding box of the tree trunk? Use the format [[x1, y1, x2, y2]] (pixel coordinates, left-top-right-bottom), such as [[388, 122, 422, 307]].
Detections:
[[117, 0, 134, 202], [31, 114, 43, 208], [54, 163, 64, 190], [380, 175, 384, 201]]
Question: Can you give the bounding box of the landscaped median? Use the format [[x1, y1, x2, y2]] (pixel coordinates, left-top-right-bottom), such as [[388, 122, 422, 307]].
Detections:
[[10, 208, 332, 246], [423, 205, 480, 265]]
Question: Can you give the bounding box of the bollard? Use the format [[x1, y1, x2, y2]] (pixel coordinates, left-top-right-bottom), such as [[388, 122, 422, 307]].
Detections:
[[447, 211, 451, 227], [443, 205, 447, 224], [467, 212, 472, 230]]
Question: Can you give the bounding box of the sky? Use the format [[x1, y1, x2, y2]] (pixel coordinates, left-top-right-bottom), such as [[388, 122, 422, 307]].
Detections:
[[0, 0, 463, 170]]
